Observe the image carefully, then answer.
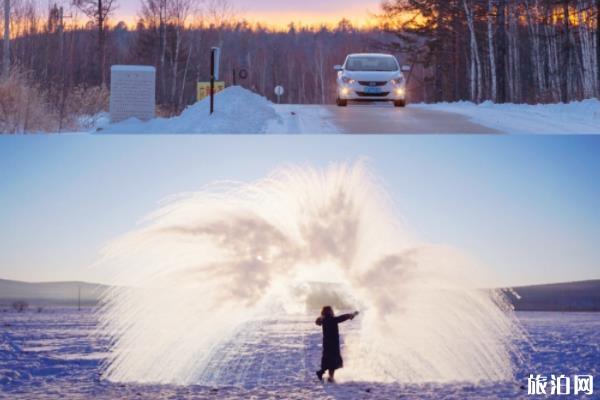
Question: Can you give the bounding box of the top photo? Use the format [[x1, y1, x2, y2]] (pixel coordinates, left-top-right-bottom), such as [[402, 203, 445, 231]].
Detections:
[[0, 0, 599, 134]]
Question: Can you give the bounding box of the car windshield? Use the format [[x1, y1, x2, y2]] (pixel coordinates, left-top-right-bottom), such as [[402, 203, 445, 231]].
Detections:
[[345, 56, 398, 72]]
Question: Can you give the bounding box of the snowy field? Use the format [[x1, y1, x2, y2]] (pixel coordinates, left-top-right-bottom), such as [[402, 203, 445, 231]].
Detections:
[[94, 87, 600, 135], [1, 309, 598, 399]]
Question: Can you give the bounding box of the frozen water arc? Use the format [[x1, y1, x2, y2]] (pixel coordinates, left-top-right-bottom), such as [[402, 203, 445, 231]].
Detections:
[[97, 161, 524, 385]]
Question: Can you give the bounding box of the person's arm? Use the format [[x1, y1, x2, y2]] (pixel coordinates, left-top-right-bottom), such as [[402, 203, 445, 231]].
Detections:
[[334, 311, 359, 324], [315, 316, 323, 326]]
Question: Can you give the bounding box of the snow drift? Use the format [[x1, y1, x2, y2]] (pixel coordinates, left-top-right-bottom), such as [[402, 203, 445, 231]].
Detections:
[[413, 99, 600, 134], [96, 162, 524, 385], [100, 86, 279, 134]]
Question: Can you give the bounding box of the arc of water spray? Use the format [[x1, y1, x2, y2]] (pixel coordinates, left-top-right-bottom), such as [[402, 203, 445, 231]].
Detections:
[[96, 161, 525, 385]]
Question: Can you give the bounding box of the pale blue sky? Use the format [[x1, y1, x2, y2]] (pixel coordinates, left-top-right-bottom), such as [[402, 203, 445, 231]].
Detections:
[[1, 135, 599, 287]]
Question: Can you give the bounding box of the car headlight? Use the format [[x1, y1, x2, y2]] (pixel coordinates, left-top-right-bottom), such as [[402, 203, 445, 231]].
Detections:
[[390, 77, 404, 85], [342, 76, 355, 84]]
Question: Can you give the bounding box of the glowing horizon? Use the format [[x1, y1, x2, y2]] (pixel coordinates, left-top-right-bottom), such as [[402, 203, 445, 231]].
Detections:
[[104, 14, 378, 31], [230, 10, 379, 29], [103, 0, 382, 30]]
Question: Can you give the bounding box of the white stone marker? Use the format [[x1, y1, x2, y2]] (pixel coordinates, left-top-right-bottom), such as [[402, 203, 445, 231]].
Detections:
[[109, 65, 156, 123]]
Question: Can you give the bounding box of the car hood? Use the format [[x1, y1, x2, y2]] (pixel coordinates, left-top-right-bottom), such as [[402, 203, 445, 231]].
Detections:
[[343, 70, 402, 81]]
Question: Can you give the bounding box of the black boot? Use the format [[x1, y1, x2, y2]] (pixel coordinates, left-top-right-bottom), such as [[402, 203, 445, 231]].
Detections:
[[316, 370, 324, 381]]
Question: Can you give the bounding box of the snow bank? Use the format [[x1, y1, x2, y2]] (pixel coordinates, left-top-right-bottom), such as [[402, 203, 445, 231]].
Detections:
[[100, 86, 279, 134], [413, 99, 600, 134]]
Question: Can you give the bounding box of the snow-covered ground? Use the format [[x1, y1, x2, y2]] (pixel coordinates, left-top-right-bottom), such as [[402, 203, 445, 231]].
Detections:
[[413, 99, 600, 134], [266, 105, 339, 134], [99, 86, 339, 134], [100, 87, 279, 134], [1, 309, 598, 399], [95, 87, 600, 134]]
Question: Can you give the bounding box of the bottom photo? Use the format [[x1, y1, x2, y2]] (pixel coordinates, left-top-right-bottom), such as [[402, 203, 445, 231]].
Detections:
[[0, 135, 598, 399]]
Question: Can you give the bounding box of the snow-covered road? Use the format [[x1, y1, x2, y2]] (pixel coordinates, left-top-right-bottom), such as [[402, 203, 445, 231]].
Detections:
[[270, 99, 600, 134], [269, 104, 500, 134], [98, 87, 600, 135]]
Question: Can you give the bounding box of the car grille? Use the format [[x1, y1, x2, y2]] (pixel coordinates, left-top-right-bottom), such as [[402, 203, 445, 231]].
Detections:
[[356, 92, 390, 97], [358, 81, 387, 87]]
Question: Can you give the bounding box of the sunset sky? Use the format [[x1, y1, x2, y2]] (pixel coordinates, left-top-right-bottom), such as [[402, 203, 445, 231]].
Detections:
[[113, 0, 383, 28]]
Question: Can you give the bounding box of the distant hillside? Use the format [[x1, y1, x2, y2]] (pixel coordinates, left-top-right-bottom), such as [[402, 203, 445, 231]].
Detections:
[[507, 280, 600, 312], [1, 278, 598, 311], [0, 279, 110, 307]]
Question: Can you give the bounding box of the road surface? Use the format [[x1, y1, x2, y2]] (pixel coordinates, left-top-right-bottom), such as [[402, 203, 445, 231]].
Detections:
[[272, 104, 502, 134]]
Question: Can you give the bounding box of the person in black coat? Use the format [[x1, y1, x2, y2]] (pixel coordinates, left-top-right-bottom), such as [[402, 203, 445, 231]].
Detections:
[[315, 306, 359, 382]]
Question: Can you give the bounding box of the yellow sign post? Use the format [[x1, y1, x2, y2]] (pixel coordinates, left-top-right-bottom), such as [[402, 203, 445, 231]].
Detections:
[[197, 82, 225, 102]]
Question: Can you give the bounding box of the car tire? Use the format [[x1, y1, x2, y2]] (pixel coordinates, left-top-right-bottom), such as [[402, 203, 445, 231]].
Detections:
[[394, 100, 406, 107], [337, 98, 348, 107]]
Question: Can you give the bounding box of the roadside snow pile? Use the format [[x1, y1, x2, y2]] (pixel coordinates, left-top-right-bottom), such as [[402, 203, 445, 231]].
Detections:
[[100, 86, 279, 134], [413, 98, 600, 134]]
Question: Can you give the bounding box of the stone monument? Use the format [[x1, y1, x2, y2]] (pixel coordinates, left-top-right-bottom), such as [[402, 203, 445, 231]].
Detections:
[[109, 65, 156, 123]]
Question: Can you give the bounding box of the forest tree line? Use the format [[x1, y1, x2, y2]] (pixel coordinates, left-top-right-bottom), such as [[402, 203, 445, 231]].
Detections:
[[1, 0, 395, 121], [0, 0, 598, 132], [383, 0, 599, 103]]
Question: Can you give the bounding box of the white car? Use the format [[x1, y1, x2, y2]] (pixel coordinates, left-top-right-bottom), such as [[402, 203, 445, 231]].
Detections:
[[334, 53, 409, 107]]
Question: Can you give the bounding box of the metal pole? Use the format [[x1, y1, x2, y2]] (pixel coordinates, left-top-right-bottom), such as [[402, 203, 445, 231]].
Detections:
[[233, 68, 236, 86], [210, 48, 215, 115], [78, 285, 81, 311]]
